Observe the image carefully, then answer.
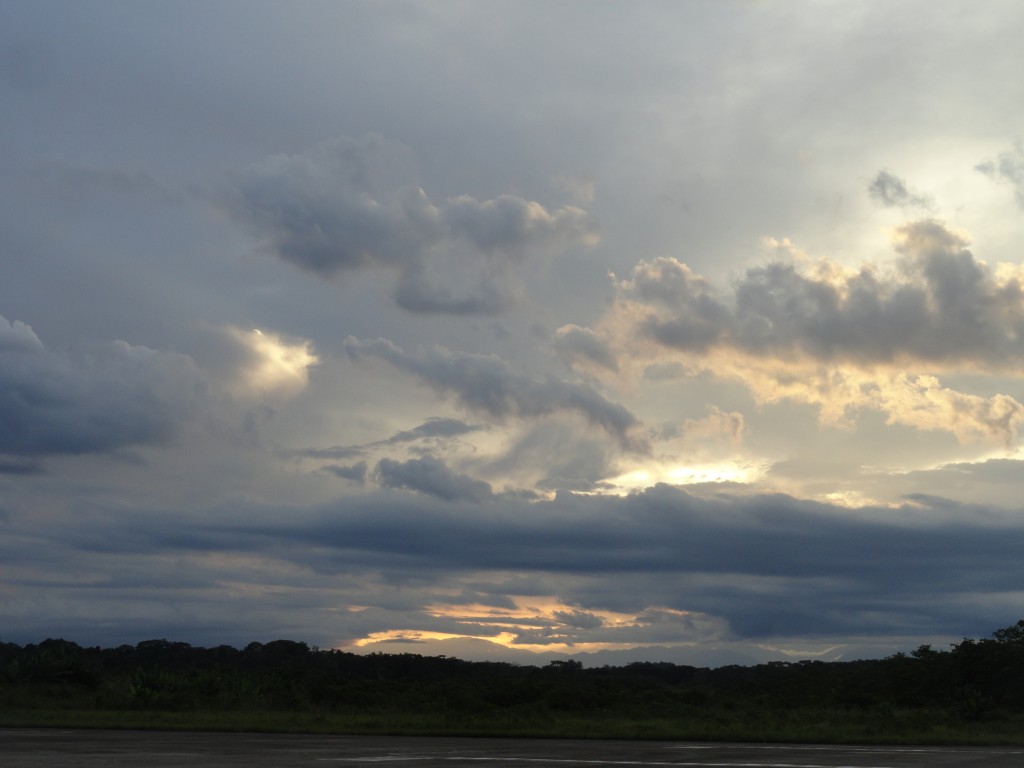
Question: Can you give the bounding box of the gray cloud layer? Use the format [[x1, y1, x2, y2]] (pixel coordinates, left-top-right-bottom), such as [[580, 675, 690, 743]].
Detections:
[[13, 485, 1020, 645]]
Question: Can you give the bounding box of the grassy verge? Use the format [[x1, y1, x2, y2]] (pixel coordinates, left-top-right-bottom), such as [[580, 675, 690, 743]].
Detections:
[[3, 707, 1024, 745]]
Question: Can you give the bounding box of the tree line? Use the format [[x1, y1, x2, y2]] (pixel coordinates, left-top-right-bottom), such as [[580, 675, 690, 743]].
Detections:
[[2, 621, 1024, 724]]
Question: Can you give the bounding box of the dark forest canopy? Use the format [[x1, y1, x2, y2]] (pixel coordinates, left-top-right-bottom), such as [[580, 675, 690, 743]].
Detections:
[[3, 621, 1024, 724]]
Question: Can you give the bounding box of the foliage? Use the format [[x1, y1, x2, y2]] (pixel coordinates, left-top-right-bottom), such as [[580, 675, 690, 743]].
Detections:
[[2, 621, 1024, 743]]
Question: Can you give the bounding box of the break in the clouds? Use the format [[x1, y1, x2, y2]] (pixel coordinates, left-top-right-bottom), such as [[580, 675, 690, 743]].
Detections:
[[6, 0, 1024, 666], [224, 327, 318, 397], [225, 135, 595, 315]]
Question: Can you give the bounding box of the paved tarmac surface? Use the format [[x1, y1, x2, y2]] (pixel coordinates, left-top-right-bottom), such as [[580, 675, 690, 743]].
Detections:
[[3, 729, 1024, 767]]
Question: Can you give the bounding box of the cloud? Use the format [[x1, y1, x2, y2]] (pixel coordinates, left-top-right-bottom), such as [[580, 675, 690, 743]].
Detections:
[[375, 455, 493, 503], [343, 336, 644, 450], [976, 141, 1024, 207], [618, 257, 731, 353], [870, 374, 1024, 445], [612, 219, 1024, 366], [0, 316, 44, 352], [440, 193, 592, 253], [852, 458, 1024, 510], [293, 418, 485, 487], [225, 134, 595, 315], [6, 0, 1024, 668], [0, 314, 204, 457], [933, 457, 1024, 483], [323, 462, 367, 484], [553, 324, 619, 372], [867, 170, 934, 210], [393, 261, 517, 315], [293, 446, 366, 461], [24, 484, 1024, 646], [386, 418, 483, 445], [583, 221, 1024, 443], [749, 366, 1024, 445], [484, 421, 621, 493], [508, 606, 728, 649], [681, 406, 745, 444], [552, 608, 604, 630]]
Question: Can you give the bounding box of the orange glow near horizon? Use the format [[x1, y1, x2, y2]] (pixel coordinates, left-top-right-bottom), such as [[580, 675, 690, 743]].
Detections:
[[345, 597, 708, 655], [350, 629, 701, 656]]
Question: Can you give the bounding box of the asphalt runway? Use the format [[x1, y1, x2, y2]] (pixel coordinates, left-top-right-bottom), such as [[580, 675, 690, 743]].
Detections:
[[3, 729, 1023, 767]]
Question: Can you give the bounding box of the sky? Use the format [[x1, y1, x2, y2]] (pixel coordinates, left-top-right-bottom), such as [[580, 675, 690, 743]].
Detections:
[[3, 0, 1024, 667]]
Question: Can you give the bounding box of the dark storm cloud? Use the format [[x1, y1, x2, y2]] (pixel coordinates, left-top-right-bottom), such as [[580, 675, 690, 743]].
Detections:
[[376, 455, 494, 503], [225, 135, 594, 315], [343, 337, 644, 449], [867, 170, 933, 209], [976, 142, 1024, 207], [0, 314, 203, 457], [623, 220, 1024, 366], [27, 485, 1024, 642]]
